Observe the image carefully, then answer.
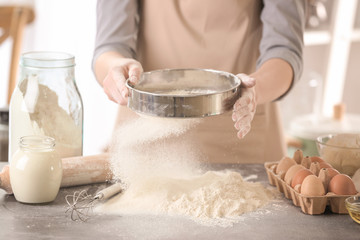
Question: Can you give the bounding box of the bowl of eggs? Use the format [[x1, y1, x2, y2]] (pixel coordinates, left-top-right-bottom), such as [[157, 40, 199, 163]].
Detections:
[[265, 149, 359, 215], [316, 133, 360, 176]]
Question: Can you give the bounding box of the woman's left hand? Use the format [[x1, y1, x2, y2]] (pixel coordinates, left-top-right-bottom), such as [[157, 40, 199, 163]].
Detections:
[[232, 73, 257, 139]]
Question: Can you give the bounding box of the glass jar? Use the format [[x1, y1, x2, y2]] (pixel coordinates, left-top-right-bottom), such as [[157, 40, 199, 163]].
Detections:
[[10, 136, 62, 203], [9, 52, 83, 162]]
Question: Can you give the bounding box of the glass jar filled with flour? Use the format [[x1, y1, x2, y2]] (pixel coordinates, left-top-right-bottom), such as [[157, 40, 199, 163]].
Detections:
[[10, 136, 62, 203], [9, 52, 83, 162]]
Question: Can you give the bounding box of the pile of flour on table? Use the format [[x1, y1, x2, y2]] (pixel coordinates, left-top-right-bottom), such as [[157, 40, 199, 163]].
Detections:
[[97, 116, 273, 227]]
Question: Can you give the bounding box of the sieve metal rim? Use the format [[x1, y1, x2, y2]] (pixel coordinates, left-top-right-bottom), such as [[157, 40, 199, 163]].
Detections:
[[126, 68, 242, 118], [126, 68, 240, 97]]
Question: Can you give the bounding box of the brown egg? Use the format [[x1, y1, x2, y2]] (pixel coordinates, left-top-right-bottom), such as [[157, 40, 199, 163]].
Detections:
[[319, 161, 332, 169], [291, 169, 313, 188], [276, 157, 297, 178], [311, 156, 325, 163], [284, 165, 305, 185], [301, 175, 326, 196], [328, 174, 357, 195]]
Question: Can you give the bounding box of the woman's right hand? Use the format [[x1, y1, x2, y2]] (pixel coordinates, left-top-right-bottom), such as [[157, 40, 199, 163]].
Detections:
[[101, 57, 143, 105]]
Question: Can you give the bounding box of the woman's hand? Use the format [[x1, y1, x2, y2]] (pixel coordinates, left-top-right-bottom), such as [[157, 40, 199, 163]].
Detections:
[[102, 58, 143, 105], [232, 73, 257, 139], [97, 53, 143, 105]]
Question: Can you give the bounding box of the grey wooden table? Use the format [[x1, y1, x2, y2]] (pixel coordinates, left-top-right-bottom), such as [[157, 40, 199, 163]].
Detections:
[[1, 162, 359, 240]]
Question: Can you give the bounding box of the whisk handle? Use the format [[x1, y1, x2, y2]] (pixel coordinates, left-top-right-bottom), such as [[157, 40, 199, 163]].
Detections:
[[95, 182, 123, 200]]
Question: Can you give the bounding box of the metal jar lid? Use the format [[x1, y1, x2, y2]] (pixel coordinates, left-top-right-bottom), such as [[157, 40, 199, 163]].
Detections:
[[126, 69, 241, 118]]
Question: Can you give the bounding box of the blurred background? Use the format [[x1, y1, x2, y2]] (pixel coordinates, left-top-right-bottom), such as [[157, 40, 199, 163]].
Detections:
[[0, 0, 115, 157], [0, 0, 359, 157]]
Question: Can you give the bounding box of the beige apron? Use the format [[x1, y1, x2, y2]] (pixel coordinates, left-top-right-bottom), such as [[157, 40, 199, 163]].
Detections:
[[114, 0, 286, 163]]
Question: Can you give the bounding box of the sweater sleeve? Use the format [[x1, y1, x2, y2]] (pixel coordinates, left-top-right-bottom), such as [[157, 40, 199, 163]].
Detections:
[[257, 0, 306, 94], [92, 0, 139, 70]]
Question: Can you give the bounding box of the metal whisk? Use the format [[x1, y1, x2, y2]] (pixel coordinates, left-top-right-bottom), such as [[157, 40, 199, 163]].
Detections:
[[65, 182, 123, 222]]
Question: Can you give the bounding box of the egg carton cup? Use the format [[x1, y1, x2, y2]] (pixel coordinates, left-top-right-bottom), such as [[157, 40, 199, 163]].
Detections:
[[264, 162, 360, 215]]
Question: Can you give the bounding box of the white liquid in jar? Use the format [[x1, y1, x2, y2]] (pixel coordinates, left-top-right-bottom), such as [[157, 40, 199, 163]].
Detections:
[[10, 136, 62, 204]]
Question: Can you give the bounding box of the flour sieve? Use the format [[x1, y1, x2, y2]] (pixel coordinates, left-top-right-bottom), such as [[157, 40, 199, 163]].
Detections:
[[126, 69, 242, 118]]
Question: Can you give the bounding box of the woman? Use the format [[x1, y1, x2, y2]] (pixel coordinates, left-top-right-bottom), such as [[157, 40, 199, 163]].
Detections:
[[93, 0, 305, 163]]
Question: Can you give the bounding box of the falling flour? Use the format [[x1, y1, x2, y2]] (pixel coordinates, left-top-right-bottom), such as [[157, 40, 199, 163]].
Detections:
[[98, 116, 273, 227]]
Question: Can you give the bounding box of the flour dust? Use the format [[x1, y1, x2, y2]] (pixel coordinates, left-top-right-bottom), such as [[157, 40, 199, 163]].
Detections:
[[109, 116, 203, 186], [99, 116, 274, 227]]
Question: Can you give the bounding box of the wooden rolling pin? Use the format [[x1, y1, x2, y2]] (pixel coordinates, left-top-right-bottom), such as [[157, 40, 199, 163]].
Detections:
[[0, 153, 112, 194]]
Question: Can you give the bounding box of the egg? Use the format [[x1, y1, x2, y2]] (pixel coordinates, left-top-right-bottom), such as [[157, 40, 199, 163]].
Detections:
[[328, 174, 357, 195], [276, 156, 297, 178], [319, 161, 332, 169], [352, 168, 360, 192], [284, 164, 305, 185], [301, 175, 326, 196], [291, 169, 313, 188]]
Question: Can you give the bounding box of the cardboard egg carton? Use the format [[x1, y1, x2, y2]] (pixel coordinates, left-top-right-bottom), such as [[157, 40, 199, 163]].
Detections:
[[264, 162, 359, 215]]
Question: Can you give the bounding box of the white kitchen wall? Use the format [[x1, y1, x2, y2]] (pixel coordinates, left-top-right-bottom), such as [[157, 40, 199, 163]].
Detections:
[[280, 0, 360, 132], [0, 0, 118, 155], [280, 45, 329, 130], [343, 42, 360, 114]]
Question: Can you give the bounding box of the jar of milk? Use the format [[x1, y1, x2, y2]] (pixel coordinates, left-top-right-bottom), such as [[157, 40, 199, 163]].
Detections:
[[9, 52, 83, 162], [10, 136, 62, 203]]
